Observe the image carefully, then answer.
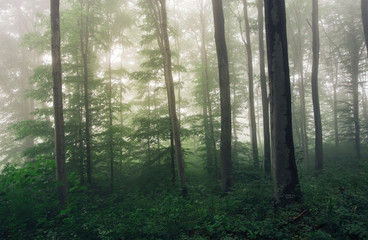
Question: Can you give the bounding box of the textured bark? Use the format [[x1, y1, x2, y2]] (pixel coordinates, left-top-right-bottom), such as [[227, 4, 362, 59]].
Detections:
[[50, 0, 67, 208], [264, 0, 302, 206], [212, 0, 232, 192], [243, 0, 259, 168], [362, 0, 368, 56], [257, 0, 271, 177], [311, 0, 323, 173], [148, 0, 187, 195], [79, 0, 92, 185]]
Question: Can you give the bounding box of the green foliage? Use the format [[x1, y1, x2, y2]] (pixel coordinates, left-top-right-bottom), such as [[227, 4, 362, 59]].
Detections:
[[0, 157, 58, 239], [2, 154, 368, 239]]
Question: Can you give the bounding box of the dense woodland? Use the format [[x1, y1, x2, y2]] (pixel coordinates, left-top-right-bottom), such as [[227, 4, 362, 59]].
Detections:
[[1, 0, 368, 239]]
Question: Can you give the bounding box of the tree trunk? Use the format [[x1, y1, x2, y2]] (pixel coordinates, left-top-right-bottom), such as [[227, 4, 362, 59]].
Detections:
[[362, 0, 368, 56], [170, 128, 176, 186], [80, 0, 92, 185], [351, 41, 361, 160], [264, 0, 302, 206], [212, 0, 232, 192], [50, 0, 67, 208], [333, 62, 339, 149], [257, 0, 270, 176], [299, 69, 309, 167], [148, 0, 187, 195], [108, 48, 114, 193], [243, 0, 259, 168], [311, 0, 323, 173], [200, 0, 218, 177]]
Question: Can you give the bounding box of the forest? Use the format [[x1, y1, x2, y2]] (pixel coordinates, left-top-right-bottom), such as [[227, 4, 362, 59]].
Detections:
[[1, 0, 368, 239]]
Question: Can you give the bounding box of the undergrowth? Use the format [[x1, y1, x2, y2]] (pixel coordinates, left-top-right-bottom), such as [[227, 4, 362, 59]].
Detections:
[[1, 156, 368, 239]]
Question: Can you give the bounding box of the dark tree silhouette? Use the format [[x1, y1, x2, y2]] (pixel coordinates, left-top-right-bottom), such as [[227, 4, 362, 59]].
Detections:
[[264, 0, 302, 206]]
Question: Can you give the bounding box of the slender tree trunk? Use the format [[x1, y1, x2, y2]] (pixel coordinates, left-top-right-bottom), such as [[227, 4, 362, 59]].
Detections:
[[243, 0, 259, 168], [119, 55, 125, 174], [161, 1, 186, 195], [200, 1, 218, 177], [333, 62, 339, 149], [77, 76, 85, 184], [80, 0, 92, 185], [170, 128, 176, 186], [147, 83, 151, 163], [311, 0, 323, 173], [256, 87, 263, 157], [50, 0, 67, 208], [362, 0, 368, 56], [212, 0, 232, 192], [264, 0, 302, 206], [148, 0, 187, 195], [257, 0, 271, 176], [351, 42, 361, 160], [232, 80, 239, 166], [299, 70, 309, 166], [108, 48, 114, 193]]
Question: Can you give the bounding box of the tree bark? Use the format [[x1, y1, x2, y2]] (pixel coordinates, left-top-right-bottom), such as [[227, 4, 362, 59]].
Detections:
[[243, 0, 259, 168], [211, 0, 232, 192], [264, 0, 302, 206], [50, 0, 67, 208], [257, 0, 271, 177], [311, 0, 323, 173]]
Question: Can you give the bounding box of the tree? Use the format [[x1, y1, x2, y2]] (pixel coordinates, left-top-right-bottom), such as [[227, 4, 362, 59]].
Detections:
[[362, 0, 368, 56], [147, 0, 187, 195], [257, 0, 271, 177], [211, 0, 232, 192], [50, 0, 67, 208], [287, 0, 310, 166], [242, 0, 259, 168], [311, 0, 323, 173], [264, 0, 301, 206], [79, 0, 92, 184], [198, 0, 218, 177]]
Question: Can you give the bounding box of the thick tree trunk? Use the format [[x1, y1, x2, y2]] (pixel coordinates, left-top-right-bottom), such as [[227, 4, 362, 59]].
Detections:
[[264, 0, 302, 206], [362, 0, 368, 56], [243, 0, 259, 168], [311, 0, 323, 173], [212, 0, 232, 192], [257, 0, 271, 176], [80, 0, 92, 185], [50, 0, 67, 208]]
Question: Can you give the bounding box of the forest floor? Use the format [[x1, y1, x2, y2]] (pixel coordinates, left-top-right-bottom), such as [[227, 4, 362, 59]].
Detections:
[[1, 148, 368, 239]]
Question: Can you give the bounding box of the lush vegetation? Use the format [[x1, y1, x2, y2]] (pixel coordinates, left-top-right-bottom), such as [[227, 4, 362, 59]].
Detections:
[[1, 0, 368, 239], [1, 146, 368, 239]]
